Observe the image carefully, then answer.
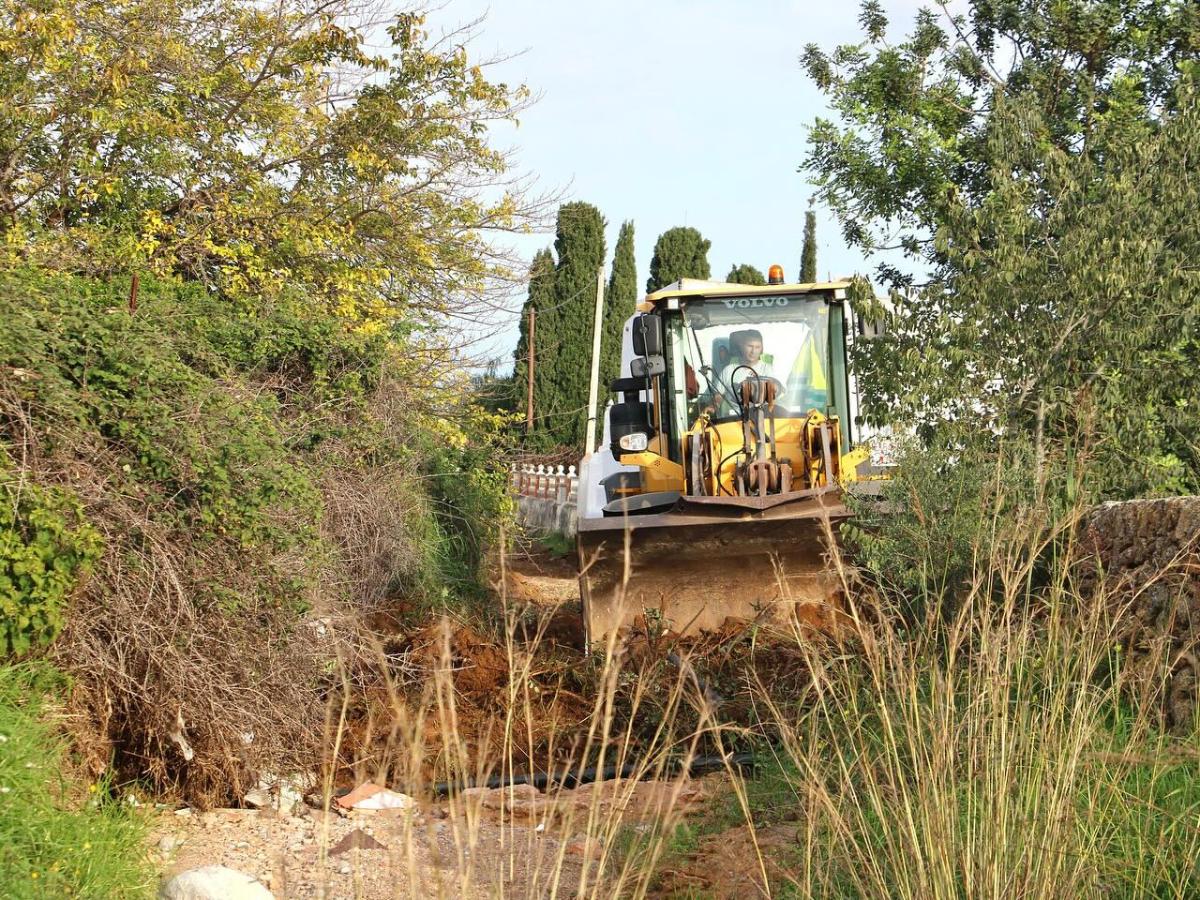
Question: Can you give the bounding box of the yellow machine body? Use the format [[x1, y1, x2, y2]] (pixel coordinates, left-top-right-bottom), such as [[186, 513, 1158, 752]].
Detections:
[[577, 279, 884, 643]]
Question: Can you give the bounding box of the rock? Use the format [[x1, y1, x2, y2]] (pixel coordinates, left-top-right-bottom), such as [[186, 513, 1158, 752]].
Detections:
[[159, 865, 274, 899], [245, 772, 314, 815], [458, 786, 491, 804], [157, 834, 182, 855], [330, 829, 388, 855], [466, 782, 546, 816]]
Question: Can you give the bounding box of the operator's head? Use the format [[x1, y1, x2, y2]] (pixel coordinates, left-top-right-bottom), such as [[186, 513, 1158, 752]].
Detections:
[[732, 329, 763, 364]]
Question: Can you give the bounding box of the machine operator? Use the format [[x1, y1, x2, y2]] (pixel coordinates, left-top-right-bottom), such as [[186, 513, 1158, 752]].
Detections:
[[711, 329, 774, 415]]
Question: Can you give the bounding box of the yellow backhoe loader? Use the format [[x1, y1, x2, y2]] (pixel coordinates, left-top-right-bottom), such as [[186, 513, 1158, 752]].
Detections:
[[575, 268, 890, 643]]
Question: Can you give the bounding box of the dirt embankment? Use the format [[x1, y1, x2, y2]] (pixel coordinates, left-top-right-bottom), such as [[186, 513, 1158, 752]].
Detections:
[[340, 543, 815, 790], [1078, 496, 1200, 727]]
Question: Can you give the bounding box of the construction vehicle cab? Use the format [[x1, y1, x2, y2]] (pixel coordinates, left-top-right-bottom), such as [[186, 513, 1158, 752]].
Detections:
[[576, 275, 890, 643]]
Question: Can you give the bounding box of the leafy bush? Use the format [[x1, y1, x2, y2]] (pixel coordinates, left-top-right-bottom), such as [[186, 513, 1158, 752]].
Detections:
[[0, 269, 321, 555], [0, 266, 511, 803], [0, 465, 102, 655], [843, 432, 1078, 626], [0, 664, 151, 898], [420, 401, 515, 597]]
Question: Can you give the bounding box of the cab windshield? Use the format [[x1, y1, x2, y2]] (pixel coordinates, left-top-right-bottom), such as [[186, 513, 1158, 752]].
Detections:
[[673, 294, 833, 422]]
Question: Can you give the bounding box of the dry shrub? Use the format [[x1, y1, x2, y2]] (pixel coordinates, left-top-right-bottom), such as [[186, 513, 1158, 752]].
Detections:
[[2, 380, 340, 808], [1, 269, 511, 810], [318, 450, 431, 615], [47, 443, 333, 807]]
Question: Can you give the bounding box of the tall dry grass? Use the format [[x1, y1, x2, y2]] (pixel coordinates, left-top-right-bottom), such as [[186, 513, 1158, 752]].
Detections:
[[303, 469, 1199, 898], [746, 477, 1200, 898], [314, 530, 737, 899]]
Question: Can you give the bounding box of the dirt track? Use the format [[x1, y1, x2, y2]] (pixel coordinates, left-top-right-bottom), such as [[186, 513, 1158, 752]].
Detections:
[[152, 776, 718, 898]]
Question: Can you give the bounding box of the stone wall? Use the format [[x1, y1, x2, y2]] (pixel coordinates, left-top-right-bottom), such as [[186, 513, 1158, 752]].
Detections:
[[1077, 496, 1200, 728], [516, 494, 578, 538]]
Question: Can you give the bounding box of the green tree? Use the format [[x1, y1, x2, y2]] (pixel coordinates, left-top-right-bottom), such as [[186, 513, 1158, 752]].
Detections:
[[539, 202, 606, 448], [726, 264, 766, 285], [601, 221, 637, 393], [0, 0, 533, 332], [848, 91, 1200, 496], [512, 249, 556, 431], [804, 2, 1200, 495], [802, 0, 1199, 288], [800, 210, 818, 282], [646, 226, 711, 292]]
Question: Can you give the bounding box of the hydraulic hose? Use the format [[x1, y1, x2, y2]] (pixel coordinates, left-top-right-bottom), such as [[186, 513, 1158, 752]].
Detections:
[[430, 752, 758, 798]]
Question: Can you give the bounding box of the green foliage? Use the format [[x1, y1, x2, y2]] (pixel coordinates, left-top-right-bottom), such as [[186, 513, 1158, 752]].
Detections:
[[538, 531, 574, 560], [601, 221, 638, 394], [539, 202, 607, 448], [848, 92, 1200, 496], [416, 399, 515, 599], [806, 4, 1200, 496], [0, 0, 532, 331], [646, 226, 711, 292], [470, 365, 518, 418], [800, 209, 818, 282], [1091, 714, 1200, 895], [0, 664, 152, 897], [0, 465, 102, 655], [843, 435, 1066, 624], [725, 263, 765, 285], [803, 0, 1199, 274], [0, 270, 322, 556]]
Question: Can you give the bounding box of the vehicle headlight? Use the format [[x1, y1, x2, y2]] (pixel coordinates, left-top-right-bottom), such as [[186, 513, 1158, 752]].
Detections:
[[618, 433, 648, 452]]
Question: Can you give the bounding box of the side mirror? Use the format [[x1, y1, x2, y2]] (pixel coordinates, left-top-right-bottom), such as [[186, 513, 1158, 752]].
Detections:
[[631, 315, 663, 356], [630, 355, 666, 378], [631, 314, 666, 378]]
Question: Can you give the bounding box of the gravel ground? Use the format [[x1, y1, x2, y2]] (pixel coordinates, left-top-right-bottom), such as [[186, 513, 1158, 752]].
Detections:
[[151, 778, 713, 898]]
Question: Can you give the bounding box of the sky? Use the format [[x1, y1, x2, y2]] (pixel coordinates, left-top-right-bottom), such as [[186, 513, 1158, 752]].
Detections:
[[422, 0, 939, 369]]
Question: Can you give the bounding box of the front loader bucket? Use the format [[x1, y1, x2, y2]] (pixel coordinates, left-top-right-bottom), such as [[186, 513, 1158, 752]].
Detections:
[[576, 490, 852, 644]]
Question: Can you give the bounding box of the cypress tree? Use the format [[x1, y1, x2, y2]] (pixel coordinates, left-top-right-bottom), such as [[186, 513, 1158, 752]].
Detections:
[[726, 263, 766, 285], [546, 201, 606, 448], [601, 221, 637, 393], [513, 248, 556, 440], [646, 226, 711, 292], [801, 209, 818, 283]]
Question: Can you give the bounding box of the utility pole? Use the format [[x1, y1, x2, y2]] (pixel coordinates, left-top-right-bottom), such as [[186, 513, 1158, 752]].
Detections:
[[525, 307, 536, 433], [584, 265, 605, 455]]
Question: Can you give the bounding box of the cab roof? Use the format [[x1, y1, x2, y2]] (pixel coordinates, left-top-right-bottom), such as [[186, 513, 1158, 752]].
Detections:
[[639, 278, 853, 312]]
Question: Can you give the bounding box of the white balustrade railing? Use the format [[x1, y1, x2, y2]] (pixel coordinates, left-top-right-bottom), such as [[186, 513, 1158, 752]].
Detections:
[[510, 463, 578, 504]]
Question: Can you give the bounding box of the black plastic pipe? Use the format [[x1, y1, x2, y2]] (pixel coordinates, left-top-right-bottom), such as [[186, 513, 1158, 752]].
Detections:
[[430, 752, 758, 798]]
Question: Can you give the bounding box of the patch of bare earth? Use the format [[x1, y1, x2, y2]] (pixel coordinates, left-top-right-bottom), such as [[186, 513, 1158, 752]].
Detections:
[[650, 823, 801, 899]]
